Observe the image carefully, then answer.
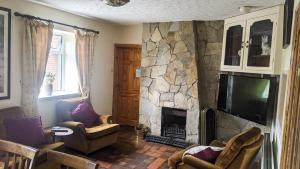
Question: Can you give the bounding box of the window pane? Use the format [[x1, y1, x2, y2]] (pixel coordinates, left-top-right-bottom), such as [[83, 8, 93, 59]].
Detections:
[[224, 25, 243, 66], [51, 35, 63, 52], [39, 30, 78, 98], [45, 53, 62, 91]]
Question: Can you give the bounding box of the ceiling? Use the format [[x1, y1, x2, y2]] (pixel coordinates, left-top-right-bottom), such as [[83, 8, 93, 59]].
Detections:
[[30, 0, 284, 25]]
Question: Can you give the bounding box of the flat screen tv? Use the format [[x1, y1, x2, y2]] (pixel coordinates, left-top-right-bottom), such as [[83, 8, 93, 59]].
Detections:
[[217, 74, 278, 125]]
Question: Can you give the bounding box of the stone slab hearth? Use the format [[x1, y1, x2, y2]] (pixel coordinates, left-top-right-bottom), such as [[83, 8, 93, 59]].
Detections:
[[139, 22, 200, 143]]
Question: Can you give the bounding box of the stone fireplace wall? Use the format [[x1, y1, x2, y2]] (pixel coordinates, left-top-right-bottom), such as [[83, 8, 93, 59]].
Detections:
[[140, 21, 271, 144], [140, 22, 199, 143]]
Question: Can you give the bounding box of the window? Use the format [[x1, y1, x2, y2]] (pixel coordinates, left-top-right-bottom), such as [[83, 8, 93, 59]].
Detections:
[[39, 30, 79, 98]]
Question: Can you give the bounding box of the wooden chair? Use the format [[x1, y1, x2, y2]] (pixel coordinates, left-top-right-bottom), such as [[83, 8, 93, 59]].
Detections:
[[0, 139, 39, 169], [40, 150, 99, 169]]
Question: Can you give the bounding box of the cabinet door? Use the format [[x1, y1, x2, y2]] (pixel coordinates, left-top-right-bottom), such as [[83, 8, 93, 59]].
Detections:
[[221, 21, 246, 71], [243, 15, 277, 72]]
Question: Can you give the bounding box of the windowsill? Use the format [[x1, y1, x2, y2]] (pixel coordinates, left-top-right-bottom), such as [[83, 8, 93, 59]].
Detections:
[[38, 91, 81, 101]]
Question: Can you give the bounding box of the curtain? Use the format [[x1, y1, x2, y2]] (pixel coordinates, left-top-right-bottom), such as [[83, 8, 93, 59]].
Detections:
[[75, 30, 97, 98], [280, 5, 300, 169], [21, 19, 53, 117]]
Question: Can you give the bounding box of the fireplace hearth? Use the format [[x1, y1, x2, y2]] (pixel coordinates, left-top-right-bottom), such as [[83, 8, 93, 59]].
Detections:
[[145, 107, 189, 148]]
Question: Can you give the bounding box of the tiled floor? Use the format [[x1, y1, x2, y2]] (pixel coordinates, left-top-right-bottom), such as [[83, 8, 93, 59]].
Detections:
[[66, 127, 182, 169]]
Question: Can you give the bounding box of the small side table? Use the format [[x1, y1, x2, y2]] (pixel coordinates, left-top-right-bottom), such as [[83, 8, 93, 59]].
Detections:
[[51, 126, 73, 142]]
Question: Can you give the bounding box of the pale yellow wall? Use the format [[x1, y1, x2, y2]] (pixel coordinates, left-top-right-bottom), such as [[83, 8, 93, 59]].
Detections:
[[115, 24, 143, 44], [0, 0, 121, 127]]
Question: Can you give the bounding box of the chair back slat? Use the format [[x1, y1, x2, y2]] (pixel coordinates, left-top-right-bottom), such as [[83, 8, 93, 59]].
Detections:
[[0, 139, 38, 169], [46, 150, 99, 169]]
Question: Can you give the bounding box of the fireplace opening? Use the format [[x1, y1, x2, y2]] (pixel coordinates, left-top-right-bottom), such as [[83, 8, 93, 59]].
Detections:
[[161, 107, 187, 140]]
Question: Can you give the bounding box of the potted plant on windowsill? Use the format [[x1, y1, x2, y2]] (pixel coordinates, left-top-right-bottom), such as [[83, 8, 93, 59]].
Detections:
[[45, 72, 55, 96]]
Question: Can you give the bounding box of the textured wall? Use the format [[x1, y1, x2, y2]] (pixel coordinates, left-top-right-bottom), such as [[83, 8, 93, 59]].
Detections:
[[140, 22, 200, 143], [194, 21, 223, 109]]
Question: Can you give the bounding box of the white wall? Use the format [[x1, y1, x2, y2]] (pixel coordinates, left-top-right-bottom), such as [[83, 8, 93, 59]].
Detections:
[[273, 0, 300, 168], [0, 0, 121, 127]]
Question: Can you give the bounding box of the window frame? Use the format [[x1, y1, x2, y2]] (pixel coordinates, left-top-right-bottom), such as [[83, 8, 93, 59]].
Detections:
[[38, 29, 80, 100]]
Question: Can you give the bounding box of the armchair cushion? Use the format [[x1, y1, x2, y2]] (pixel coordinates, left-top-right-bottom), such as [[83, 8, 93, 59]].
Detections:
[[182, 155, 220, 169], [71, 100, 100, 128], [85, 124, 120, 139], [3, 116, 47, 147], [56, 97, 88, 124]]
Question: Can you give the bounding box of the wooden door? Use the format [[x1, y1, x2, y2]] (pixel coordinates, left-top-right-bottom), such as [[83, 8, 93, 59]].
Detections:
[[113, 44, 141, 126]]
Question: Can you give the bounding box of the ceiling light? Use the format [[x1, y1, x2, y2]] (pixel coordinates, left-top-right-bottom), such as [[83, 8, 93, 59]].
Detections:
[[101, 0, 130, 7]]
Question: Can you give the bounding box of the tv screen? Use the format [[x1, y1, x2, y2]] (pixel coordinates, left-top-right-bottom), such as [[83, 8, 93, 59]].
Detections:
[[217, 74, 278, 125]]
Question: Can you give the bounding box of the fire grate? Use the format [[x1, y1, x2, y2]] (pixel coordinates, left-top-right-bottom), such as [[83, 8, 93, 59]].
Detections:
[[144, 134, 190, 148], [162, 127, 186, 140]]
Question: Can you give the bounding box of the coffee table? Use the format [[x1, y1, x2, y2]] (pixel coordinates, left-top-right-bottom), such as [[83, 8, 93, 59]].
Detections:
[[51, 126, 73, 142]]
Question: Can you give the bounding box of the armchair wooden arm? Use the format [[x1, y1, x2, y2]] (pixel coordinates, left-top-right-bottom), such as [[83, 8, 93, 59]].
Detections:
[[99, 115, 113, 124]]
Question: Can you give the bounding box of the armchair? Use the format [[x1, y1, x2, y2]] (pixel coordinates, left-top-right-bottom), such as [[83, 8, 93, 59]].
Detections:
[[168, 127, 263, 169], [55, 97, 120, 154], [0, 107, 64, 153]]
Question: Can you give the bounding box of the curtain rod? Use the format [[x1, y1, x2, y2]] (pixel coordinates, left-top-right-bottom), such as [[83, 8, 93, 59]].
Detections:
[[14, 12, 100, 34]]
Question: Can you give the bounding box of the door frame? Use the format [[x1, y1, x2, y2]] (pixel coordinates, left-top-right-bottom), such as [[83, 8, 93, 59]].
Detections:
[[112, 44, 142, 124]]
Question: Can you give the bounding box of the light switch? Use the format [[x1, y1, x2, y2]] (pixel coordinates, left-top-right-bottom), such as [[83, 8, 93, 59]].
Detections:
[[136, 68, 141, 77]]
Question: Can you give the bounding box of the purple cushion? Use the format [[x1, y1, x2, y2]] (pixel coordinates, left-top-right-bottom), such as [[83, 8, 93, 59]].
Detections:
[[3, 116, 46, 147], [192, 147, 222, 163], [71, 101, 100, 128]]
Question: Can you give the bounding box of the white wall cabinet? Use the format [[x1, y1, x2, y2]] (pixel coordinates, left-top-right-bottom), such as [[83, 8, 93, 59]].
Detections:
[[221, 6, 284, 74]]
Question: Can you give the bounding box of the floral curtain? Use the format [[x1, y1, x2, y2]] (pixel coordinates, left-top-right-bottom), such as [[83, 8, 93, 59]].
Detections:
[[21, 19, 53, 117], [75, 30, 97, 98]]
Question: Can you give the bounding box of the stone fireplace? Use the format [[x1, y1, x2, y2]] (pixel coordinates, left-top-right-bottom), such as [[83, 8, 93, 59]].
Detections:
[[140, 20, 270, 145], [161, 107, 187, 140], [139, 21, 200, 143]]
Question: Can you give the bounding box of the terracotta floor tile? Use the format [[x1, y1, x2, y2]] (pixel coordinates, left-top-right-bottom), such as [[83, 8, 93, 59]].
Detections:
[[147, 158, 166, 169], [66, 126, 182, 169]]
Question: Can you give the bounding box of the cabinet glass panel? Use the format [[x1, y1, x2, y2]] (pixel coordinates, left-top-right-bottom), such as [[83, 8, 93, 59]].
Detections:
[[247, 19, 273, 67], [224, 25, 243, 66]]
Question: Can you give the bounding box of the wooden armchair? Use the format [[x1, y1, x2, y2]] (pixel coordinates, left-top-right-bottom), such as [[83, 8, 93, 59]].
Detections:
[[37, 150, 99, 169], [0, 139, 39, 169]]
